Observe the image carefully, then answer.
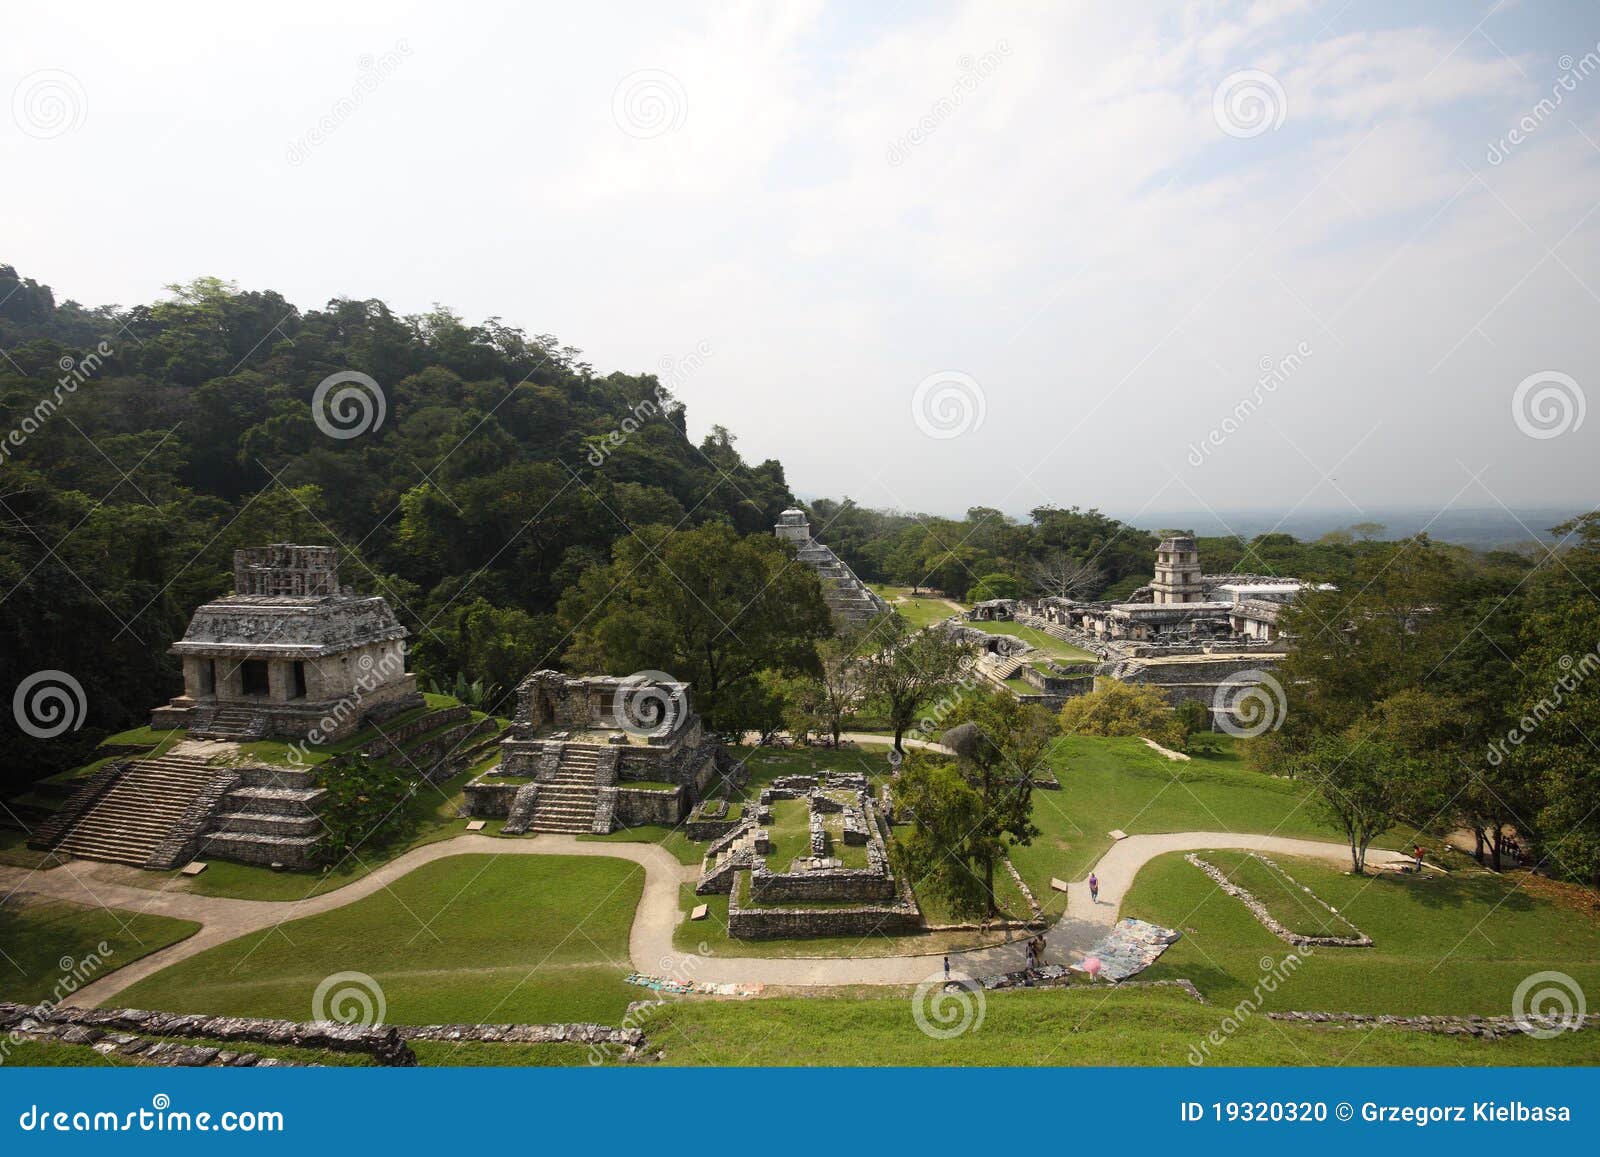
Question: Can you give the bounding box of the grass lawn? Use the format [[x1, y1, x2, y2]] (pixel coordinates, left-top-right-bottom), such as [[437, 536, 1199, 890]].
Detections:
[[961, 619, 1097, 662], [1199, 850, 1365, 939], [1125, 850, 1600, 1019], [115, 854, 644, 1025], [581, 823, 703, 866], [0, 829, 62, 869], [1009, 735, 1387, 916], [636, 983, 1600, 1066], [0, 899, 199, 1005]]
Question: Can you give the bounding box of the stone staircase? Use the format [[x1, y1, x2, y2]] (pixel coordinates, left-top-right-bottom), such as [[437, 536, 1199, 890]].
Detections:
[[986, 653, 1028, 681], [50, 754, 228, 867], [197, 765, 325, 869], [525, 746, 603, 834], [188, 704, 269, 741]]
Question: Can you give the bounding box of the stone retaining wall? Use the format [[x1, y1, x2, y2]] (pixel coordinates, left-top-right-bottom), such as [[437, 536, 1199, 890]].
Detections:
[[614, 785, 685, 827], [1267, 1010, 1599, 1039], [1185, 853, 1372, 948]]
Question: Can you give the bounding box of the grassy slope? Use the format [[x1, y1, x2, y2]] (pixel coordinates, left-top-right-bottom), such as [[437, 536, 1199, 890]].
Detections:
[[639, 984, 1600, 1066], [0, 900, 199, 1005], [1126, 850, 1600, 1018], [1011, 736, 1365, 916], [114, 854, 644, 1025], [959, 619, 1097, 662]]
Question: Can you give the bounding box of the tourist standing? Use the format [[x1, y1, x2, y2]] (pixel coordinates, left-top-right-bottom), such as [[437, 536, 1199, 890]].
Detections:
[[943, 955, 950, 982], [1414, 844, 1424, 872], [1088, 873, 1099, 903]]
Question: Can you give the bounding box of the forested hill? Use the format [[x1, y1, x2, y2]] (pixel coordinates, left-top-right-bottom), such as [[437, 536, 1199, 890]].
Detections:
[[0, 264, 795, 780]]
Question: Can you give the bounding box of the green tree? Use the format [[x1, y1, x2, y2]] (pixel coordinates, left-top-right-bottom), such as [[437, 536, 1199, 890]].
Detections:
[[1057, 680, 1186, 749], [861, 616, 974, 754], [1287, 734, 1438, 874], [558, 521, 831, 729]]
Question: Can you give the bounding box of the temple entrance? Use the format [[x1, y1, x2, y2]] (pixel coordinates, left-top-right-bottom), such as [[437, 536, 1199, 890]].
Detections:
[[241, 659, 270, 697], [290, 660, 307, 699]]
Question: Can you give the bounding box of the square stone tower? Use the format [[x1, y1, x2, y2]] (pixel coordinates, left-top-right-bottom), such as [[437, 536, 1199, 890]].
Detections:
[[1150, 533, 1204, 604]]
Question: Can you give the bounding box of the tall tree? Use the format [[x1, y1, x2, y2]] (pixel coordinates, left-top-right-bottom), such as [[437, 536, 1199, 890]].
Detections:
[[860, 617, 974, 754]]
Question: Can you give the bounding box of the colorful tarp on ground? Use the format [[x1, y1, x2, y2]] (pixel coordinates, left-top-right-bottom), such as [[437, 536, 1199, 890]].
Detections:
[[1071, 918, 1182, 981]]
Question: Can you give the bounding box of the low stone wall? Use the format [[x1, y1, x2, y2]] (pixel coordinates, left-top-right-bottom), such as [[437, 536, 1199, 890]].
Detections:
[[749, 864, 898, 903], [0, 1002, 645, 1064], [1185, 853, 1371, 948], [614, 785, 684, 827], [686, 799, 741, 841], [727, 884, 922, 940], [463, 778, 521, 817], [1266, 1010, 1600, 1039]]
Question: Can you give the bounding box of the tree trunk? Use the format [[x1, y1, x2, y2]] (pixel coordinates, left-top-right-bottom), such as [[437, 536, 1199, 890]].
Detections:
[[1489, 826, 1503, 872], [892, 720, 907, 755], [983, 856, 998, 916], [1473, 827, 1485, 864]]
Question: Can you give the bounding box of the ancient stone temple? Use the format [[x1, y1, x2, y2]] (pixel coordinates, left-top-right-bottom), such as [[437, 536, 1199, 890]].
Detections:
[[150, 544, 422, 741], [464, 670, 720, 835], [773, 508, 889, 629], [1150, 533, 1205, 604]]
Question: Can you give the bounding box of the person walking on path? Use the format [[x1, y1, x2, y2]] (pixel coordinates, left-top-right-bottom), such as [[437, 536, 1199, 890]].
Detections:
[[1414, 844, 1425, 872], [1088, 873, 1099, 903], [943, 955, 950, 982]]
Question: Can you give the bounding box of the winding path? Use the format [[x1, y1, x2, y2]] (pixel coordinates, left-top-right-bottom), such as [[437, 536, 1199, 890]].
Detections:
[[1, 830, 1413, 1005]]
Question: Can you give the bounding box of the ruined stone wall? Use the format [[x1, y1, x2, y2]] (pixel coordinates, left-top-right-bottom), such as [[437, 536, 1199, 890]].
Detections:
[[613, 785, 685, 827]]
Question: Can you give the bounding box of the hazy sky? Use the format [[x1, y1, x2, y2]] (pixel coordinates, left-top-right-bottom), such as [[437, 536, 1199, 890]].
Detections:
[[4, 1, 1597, 527]]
